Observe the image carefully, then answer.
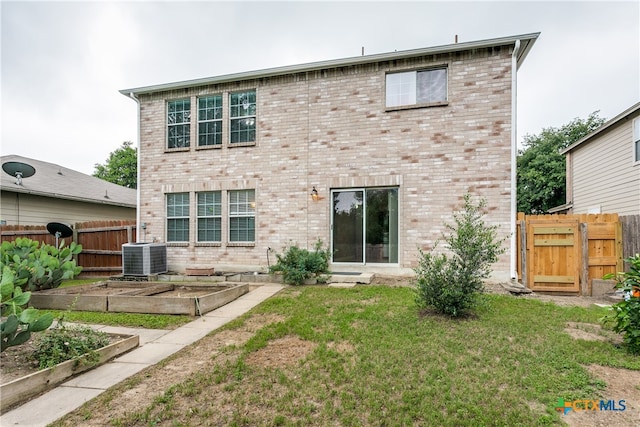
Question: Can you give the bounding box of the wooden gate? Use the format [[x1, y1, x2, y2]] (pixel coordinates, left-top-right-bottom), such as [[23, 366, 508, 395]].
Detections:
[[517, 213, 623, 295], [526, 219, 581, 293]]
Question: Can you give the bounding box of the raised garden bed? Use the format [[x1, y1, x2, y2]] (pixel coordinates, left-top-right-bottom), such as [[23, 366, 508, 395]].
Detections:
[[0, 333, 139, 412], [30, 281, 249, 316]]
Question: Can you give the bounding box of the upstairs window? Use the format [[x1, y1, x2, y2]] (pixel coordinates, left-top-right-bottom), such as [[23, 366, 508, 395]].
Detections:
[[167, 193, 189, 242], [197, 191, 222, 242], [230, 91, 256, 144], [198, 95, 223, 147], [167, 99, 191, 148], [385, 68, 447, 108], [229, 189, 255, 242], [634, 118, 640, 163]]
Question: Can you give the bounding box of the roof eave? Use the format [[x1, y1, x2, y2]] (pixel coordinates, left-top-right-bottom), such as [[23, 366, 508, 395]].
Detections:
[[0, 186, 136, 209], [120, 32, 540, 96], [561, 101, 640, 155]]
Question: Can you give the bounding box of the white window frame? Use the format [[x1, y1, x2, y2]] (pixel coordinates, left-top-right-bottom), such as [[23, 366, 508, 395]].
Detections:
[[166, 193, 190, 242], [197, 95, 223, 147], [228, 189, 256, 244], [385, 68, 448, 109], [229, 91, 257, 145], [197, 191, 222, 243], [167, 99, 191, 149]]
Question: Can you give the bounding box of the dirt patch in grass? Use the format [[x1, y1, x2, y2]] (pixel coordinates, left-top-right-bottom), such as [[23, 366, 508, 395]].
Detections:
[[562, 365, 640, 427], [564, 322, 623, 345], [561, 324, 637, 427], [245, 335, 317, 370]]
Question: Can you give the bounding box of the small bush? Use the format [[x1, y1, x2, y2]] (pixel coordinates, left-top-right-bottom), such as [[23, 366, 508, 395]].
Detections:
[[33, 325, 110, 369], [601, 254, 640, 355], [269, 240, 331, 286], [414, 193, 507, 317]]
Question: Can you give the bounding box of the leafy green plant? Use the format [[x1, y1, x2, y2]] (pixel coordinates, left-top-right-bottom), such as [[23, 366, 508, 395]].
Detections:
[[414, 193, 507, 317], [33, 324, 110, 369], [601, 253, 640, 355], [0, 237, 82, 292], [269, 239, 331, 285], [1, 266, 54, 352]]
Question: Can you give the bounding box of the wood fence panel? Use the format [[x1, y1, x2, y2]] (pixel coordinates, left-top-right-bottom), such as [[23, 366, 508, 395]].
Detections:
[[0, 226, 55, 246], [620, 215, 640, 269], [1, 220, 136, 278]]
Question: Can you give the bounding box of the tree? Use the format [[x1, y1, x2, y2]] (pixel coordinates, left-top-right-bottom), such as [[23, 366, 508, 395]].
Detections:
[[93, 141, 137, 189], [414, 193, 507, 317], [517, 112, 606, 214]]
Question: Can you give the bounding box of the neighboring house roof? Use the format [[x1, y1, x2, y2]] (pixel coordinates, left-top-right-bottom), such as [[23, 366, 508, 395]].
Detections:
[[0, 155, 136, 208], [120, 33, 539, 96], [561, 101, 640, 154]]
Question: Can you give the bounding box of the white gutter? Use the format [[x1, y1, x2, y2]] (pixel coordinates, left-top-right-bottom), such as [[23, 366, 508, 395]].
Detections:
[[128, 92, 142, 242], [510, 40, 521, 281]]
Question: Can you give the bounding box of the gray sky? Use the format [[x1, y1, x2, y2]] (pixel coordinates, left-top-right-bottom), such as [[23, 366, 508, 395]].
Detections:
[[1, 0, 638, 175]]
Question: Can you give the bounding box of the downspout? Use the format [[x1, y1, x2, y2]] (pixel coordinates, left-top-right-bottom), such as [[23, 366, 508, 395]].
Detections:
[[128, 92, 142, 242], [510, 40, 521, 281]]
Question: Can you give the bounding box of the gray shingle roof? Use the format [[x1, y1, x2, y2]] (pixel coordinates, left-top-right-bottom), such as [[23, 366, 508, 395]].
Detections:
[[121, 33, 540, 96], [0, 155, 136, 208]]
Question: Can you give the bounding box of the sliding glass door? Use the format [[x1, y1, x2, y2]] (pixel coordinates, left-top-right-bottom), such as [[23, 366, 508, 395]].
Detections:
[[331, 188, 398, 264]]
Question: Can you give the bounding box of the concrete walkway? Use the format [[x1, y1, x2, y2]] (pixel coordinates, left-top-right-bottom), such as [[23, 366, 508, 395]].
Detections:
[[0, 283, 284, 427]]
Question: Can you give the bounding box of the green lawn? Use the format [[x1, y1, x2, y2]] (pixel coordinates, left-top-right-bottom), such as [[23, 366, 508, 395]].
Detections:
[[81, 285, 638, 426]]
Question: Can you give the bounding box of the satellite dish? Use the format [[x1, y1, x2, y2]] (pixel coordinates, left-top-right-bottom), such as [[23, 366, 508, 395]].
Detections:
[[2, 161, 36, 185], [47, 222, 73, 247]]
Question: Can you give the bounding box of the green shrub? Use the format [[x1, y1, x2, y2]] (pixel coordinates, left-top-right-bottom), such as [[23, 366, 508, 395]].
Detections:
[[269, 239, 331, 285], [601, 254, 640, 355], [0, 237, 82, 292], [33, 325, 110, 369], [414, 193, 507, 317]]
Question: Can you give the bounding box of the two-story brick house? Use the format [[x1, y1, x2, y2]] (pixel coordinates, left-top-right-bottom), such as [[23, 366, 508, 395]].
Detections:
[[121, 33, 539, 278]]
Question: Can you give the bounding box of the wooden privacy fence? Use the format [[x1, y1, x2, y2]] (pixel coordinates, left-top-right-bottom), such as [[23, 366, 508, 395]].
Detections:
[[0, 220, 137, 277], [516, 213, 623, 295]]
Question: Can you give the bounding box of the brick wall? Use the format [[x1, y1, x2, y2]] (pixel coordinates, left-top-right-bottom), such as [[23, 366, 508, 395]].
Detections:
[[137, 46, 514, 277]]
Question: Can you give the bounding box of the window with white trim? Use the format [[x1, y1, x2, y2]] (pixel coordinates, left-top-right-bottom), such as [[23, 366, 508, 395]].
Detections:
[[385, 68, 447, 108], [167, 99, 191, 148], [197, 191, 222, 242], [229, 91, 256, 144], [634, 118, 640, 163], [198, 95, 223, 147], [167, 193, 189, 242], [229, 190, 255, 242]]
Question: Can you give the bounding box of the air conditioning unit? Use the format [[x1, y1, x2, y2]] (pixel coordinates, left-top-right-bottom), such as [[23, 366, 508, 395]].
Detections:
[[122, 243, 167, 276]]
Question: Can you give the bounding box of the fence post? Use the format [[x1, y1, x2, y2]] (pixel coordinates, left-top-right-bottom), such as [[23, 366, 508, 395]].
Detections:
[[580, 223, 589, 296], [519, 219, 527, 288], [126, 226, 133, 244], [615, 220, 623, 273]]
